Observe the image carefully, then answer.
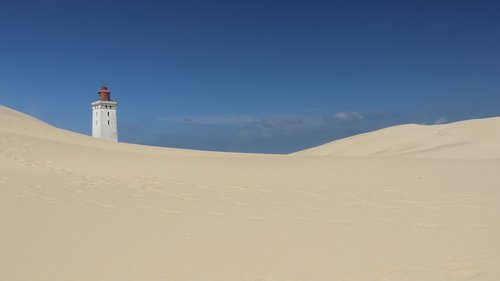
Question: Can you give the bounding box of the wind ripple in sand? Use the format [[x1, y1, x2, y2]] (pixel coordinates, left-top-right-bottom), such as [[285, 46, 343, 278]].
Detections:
[[2, 106, 500, 281]]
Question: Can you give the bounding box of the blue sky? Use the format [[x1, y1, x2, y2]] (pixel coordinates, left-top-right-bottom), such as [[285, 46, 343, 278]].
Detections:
[[0, 0, 499, 153]]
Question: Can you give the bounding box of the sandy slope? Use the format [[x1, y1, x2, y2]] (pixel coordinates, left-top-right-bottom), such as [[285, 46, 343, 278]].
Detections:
[[1, 105, 500, 281], [294, 117, 500, 159]]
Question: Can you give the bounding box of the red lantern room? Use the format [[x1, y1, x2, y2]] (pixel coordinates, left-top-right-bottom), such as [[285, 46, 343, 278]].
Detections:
[[98, 85, 111, 101]]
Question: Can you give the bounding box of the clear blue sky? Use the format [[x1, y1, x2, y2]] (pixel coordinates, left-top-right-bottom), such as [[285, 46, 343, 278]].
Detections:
[[1, 0, 499, 153]]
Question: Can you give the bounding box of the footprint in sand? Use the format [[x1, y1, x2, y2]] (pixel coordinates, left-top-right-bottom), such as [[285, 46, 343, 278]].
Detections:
[[21, 192, 41, 198], [51, 167, 72, 174], [374, 264, 403, 281], [384, 188, 397, 193], [136, 204, 154, 209], [439, 259, 482, 280], [323, 218, 353, 225], [175, 193, 197, 201], [160, 209, 183, 216], [345, 196, 394, 209], [299, 205, 320, 211], [95, 203, 117, 209], [266, 201, 287, 206], [226, 185, 248, 191], [394, 199, 419, 205], [242, 215, 268, 221], [254, 277, 292, 281], [79, 199, 116, 209], [413, 222, 446, 230], [207, 211, 225, 217], [39, 196, 58, 202], [290, 216, 314, 222], [0, 175, 11, 183], [229, 200, 247, 207], [304, 191, 323, 199], [419, 204, 444, 210]]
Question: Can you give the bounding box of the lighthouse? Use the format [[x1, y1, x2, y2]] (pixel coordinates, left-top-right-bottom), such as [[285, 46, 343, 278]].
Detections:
[[92, 85, 118, 142]]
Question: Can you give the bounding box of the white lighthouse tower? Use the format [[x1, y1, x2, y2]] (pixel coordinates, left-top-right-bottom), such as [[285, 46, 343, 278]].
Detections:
[[92, 85, 118, 142]]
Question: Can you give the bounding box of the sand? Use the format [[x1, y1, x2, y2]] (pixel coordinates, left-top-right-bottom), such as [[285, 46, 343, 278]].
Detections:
[[1, 105, 500, 281], [295, 118, 500, 159]]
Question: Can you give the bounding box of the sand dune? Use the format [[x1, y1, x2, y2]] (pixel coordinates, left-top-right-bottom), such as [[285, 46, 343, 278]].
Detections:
[[295, 117, 500, 159], [1, 105, 500, 281]]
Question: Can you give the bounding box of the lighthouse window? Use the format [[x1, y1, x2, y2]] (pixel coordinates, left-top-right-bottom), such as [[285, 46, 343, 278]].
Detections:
[[107, 112, 110, 117], [108, 120, 110, 125]]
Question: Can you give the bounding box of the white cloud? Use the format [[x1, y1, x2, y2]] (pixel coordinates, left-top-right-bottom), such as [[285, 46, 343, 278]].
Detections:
[[158, 115, 256, 126], [159, 111, 364, 126], [433, 117, 447, 125], [333, 111, 363, 121]]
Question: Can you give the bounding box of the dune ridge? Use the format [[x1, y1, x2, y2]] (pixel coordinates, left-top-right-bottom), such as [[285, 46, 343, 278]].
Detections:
[[294, 117, 500, 159], [1, 105, 500, 281]]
